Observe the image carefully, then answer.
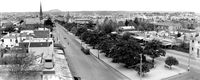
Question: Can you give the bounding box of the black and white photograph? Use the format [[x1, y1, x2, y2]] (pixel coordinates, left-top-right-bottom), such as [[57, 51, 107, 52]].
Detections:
[[0, 0, 200, 80]]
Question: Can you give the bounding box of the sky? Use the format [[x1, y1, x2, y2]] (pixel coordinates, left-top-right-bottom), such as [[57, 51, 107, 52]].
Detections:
[[0, 0, 199, 13]]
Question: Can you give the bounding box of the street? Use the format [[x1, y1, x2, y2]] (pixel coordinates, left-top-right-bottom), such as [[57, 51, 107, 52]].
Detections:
[[157, 49, 200, 73], [54, 23, 130, 80]]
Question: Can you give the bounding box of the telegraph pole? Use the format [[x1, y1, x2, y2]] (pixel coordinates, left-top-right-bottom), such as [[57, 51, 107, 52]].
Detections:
[[140, 53, 142, 80], [187, 52, 191, 71]]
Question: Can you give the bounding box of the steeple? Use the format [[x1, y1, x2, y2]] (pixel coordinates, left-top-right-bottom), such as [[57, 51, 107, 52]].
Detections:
[[66, 12, 70, 23], [39, 1, 43, 20]]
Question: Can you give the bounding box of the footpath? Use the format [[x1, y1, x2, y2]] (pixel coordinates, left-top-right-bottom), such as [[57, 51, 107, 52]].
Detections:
[[68, 32, 186, 80], [42, 30, 73, 80]]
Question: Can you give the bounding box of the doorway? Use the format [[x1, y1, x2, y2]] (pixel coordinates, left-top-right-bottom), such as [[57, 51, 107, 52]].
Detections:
[[197, 48, 199, 58]]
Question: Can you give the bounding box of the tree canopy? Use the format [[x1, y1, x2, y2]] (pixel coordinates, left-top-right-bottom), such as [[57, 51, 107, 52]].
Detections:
[[144, 40, 166, 63], [165, 56, 179, 69]]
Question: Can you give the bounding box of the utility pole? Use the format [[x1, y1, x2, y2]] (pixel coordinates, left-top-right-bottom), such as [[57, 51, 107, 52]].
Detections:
[[187, 52, 191, 71], [98, 49, 100, 59], [140, 53, 142, 80]]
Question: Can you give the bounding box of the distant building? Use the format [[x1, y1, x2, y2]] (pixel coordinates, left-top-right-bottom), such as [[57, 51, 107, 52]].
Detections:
[[118, 26, 135, 32], [154, 22, 182, 32], [20, 30, 34, 35], [74, 19, 91, 24]]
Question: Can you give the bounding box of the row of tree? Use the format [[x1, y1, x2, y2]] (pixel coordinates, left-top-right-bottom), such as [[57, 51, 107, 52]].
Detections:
[[57, 19, 167, 75], [57, 17, 180, 75]]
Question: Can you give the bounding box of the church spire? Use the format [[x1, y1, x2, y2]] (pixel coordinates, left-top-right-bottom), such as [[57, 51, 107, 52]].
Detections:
[[39, 1, 43, 20]]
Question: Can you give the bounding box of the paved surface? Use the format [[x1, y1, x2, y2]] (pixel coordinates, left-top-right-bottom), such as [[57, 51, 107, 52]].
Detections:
[[157, 49, 200, 79], [54, 23, 130, 80], [159, 50, 200, 71], [162, 70, 200, 80]]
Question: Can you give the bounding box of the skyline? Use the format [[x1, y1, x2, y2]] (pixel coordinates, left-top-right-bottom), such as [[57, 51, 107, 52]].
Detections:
[[0, 0, 199, 13]]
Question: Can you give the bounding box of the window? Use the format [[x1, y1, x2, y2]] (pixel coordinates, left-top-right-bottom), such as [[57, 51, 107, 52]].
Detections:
[[192, 47, 194, 51], [198, 41, 200, 44], [15, 40, 18, 43], [45, 59, 52, 62], [192, 40, 194, 43], [10, 39, 12, 42]]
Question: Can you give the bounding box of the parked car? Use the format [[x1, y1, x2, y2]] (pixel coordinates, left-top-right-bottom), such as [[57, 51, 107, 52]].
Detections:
[[81, 46, 90, 55], [43, 55, 54, 69]]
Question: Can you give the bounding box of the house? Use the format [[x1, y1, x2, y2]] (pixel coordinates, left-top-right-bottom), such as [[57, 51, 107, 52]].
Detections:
[[190, 33, 200, 59], [0, 32, 34, 48], [0, 33, 19, 48], [19, 38, 54, 56], [154, 22, 182, 32]]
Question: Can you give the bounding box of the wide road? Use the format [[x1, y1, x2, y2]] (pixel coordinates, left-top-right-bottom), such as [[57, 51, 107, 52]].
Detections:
[[54, 23, 130, 80]]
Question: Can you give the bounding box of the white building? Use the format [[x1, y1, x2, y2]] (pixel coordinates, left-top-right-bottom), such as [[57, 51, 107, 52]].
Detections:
[[20, 30, 34, 35], [0, 33, 18, 48], [118, 26, 135, 32], [0, 33, 34, 48], [19, 38, 54, 56], [190, 33, 200, 59]]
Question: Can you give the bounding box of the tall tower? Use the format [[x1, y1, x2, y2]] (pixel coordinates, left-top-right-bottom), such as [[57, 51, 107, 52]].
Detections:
[[66, 12, 70, 23], [39, 1, 43, 20]]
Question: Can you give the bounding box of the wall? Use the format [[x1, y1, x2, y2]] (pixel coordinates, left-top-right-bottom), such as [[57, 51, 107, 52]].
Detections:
[[29, 44, 54, 57], [190, 38, 200, 59]]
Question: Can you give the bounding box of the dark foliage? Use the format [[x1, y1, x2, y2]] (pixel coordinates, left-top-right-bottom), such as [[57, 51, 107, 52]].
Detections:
[[76, 27, 88, 36], [4, 26, 16, 33], [165, 56, 179, 69], [144, 40, 166, 63]]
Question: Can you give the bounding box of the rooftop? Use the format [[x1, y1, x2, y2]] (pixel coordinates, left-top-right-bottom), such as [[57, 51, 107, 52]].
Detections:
[[34, 30, 50, 38]]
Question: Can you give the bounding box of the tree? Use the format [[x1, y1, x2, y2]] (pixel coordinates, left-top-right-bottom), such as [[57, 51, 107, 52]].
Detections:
[[4, 26, 16, 33], [8, 53, 40, 80], [144, 40, 165, 63], [134, 17, 139, 26], [125, 20, 129, 26], [117, 21, 124, 26], [108, 39, 143, 67], [44, 18, 54, 27], [165, 56, 179, 69], [75, 27, 87, 36], [134, 62, 152, 76], [44, 17, 54, 31], [70, 26, 77, 34], [86, 21, 95, 29], [122, 32, 131, 40], [102, 24, 114, 34]]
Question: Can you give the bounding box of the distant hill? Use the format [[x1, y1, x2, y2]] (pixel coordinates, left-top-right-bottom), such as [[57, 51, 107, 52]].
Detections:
[[48, 9, 62, 12]]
